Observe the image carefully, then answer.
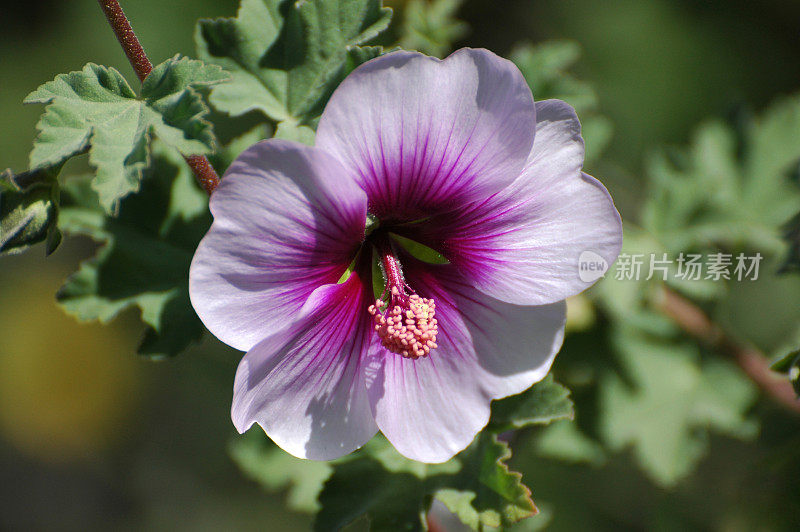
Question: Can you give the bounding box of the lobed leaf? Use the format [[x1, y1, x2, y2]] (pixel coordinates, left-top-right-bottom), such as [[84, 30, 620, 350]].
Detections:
[[314, 434, 537, 531], [56, 142, 210, 358], [25, 57, 228, 213], [434, 435, 536, 530], [641, 97, 800, 259], [488, 376, 574, 433], [196, 0, 391, 128], [599, 326, 758, 486]]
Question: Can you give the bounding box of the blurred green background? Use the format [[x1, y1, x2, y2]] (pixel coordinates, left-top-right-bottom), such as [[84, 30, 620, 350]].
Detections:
[[2, 1, 800, 530]]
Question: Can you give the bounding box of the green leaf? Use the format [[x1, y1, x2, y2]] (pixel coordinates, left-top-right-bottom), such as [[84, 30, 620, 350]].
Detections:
[[229, 429, 332, 513], [434, 435, 537, 530], [209, 124, 272, 175], [0, 165, 61, 255], [274, 121, 316, 145], [771, 348, 800, 395], [488, 376, 574, 432], [599, 327, 759, 486], [399, 0, 469, 58], [510, 41, 597, 113], [315, 451, 430, 531], [25, 56, 228, 212], [391, 233, 449, 264], [535, 419, 606, 465], [196, 0, 391, 127], [780, 210, 800, 273], [641, 97, 800, 259], [315, 434, 537, 531], [510, 41, 612, 162], [56, 142, 210, 358]]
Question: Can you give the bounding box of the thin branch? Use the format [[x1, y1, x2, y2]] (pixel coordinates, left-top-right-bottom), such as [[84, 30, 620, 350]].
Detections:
[[97, 0, 152, 82], [97, 0, 220, 194], [658, 287, 800, 415], [184, 155, 221, 197]]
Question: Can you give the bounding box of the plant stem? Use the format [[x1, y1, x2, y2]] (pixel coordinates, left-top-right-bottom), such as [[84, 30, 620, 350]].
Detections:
[[97, 0, 220, 195], [659, 287, 800, 415]]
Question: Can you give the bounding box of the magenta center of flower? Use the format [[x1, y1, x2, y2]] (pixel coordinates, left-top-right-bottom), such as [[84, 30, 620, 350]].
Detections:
[[367, 236, 439, 359]]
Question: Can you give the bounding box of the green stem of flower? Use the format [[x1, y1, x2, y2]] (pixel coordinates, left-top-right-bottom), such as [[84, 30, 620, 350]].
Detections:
[[96, 0, 220, 195]]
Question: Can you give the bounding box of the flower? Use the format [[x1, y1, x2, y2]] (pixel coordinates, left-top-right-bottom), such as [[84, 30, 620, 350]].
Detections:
[[189, 48, 622, 463]]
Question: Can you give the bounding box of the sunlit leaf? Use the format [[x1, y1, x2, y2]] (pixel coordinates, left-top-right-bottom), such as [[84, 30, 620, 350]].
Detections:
[[25, 56, 228, 212], [488, 376, 574, 432], [642, 97, 800, 259], [196, 0, 391, 128], [434, 435, 536, 530]]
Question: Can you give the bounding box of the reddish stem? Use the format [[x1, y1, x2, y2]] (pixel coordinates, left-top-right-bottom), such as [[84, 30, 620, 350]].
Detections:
[[184, 155, 220, 196], [659, 287, 800, 415], [97, 0, 220, 194], [97, 0, 152, 82]]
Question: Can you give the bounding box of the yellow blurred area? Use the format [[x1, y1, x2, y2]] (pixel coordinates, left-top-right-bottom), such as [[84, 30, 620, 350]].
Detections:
[[0, 271, 143, 463], [565, 294, 596, 333]]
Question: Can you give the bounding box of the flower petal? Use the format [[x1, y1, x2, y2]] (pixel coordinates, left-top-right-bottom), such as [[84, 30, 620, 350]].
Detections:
[[232, 274, 378, 460], [189, 140, 367, 351], [400, 99, 623, 305], [316, 48, 536, 220], [365, 261, 566, 463]]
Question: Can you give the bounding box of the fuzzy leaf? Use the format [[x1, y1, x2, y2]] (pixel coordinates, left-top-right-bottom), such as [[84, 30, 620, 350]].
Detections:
[[315, 434, 536, 531], [399, 0, 468, 58], [25, 56, 228, 212], [488, 376, 574, 432], [196, 0, 391, 127], [56, 143, 210, 358], [599, 327, 759, 486], [0, 166, 61, 255]]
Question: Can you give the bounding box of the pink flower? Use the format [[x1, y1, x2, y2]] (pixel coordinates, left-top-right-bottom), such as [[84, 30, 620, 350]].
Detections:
[[189, 48, 622, 463]]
